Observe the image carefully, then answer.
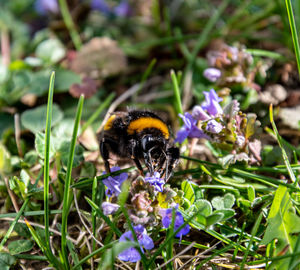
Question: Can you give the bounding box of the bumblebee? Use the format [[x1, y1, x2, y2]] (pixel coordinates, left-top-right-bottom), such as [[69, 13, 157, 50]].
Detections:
[[98, 110, 179, 180]]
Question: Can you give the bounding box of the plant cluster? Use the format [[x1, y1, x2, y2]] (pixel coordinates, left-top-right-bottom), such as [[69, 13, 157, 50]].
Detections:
[[1, 0, 300, 269]]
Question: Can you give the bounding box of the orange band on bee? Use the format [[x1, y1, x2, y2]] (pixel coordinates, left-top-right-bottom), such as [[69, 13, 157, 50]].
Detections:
[[127, 117, 169, 139], [104, 114, 116, 130]]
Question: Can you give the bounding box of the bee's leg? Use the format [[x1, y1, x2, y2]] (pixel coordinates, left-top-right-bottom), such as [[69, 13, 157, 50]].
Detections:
[[133, 157, 144, 176], [143, 152, 154, 176], [165, 146, 180, 181], [100, 138, 111, 173]]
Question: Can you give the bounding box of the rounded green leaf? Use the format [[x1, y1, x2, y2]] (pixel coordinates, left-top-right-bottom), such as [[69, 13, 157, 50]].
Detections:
[[195, 199, 212, 217], [21, 103, 63, 133], [35, 39, 66, 64], [8, 239, 34, 255], [59, 142, 84, 168], [0, 252, 16, 270]]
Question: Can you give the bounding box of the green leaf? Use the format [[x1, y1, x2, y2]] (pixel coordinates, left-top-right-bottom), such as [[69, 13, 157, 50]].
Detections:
[[213, 209, 235, 221], [8, 239, 34, 255], [34, 132, 56, 160], [181, 180, 195, 204], [247, 185, 255, 202], [35, 39, 66, 64], [206, 212, 224, 227], [52, 119, 75, 147], [21, 103, 63, 133], [261, 185, 300, 269], [23, 150, 38, 167], [28, 70, 51, 97], [58, 141, 84, 168], [0, 113, 13, 138], [0, 252, 16, 270], [245, 114, 257, 139], [13, 223, 31, 238], [9, 170, 33, 199], [55, 69, 81, 93], [194, 199, 212, 217], [212, 193, 235, 210], [0, 143, 11, 174]]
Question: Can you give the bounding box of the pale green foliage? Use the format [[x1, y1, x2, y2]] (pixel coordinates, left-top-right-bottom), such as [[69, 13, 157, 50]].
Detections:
[[261, 185, 300, 269]]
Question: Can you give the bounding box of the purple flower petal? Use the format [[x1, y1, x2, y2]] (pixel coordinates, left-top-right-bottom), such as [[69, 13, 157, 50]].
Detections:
[[118, 225, 154, 262], [206, 120, 223, 134], [134, 224, 145, 234], [189, 128, 210, 139], [35, 0, 59, 15], [118, 247, 141, 262], [102, 166, 128, 197], [145, 172, 165, 192], [203, 68, 222, 82], [175, 127, 189, 143], [161, 208, 190, 238], [119, 231, 133, 242], [101, 202, 120, 215], [201, 89, 223, 116], [192, 106, 210, 121], [113, 0, 131, 17], [175, 112, 209, 143], [91, 0, 111, 14], [140, 234, 154, 250]]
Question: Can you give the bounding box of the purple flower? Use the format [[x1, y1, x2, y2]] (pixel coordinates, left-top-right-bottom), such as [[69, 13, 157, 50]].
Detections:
[[102, 166, 128, 197], [102, 202, 120, 215], [144, 172, 165, 192], [201, 89, 223, 116], [35, 0, 59, 15], [206, 120, 223, 134], [175, 112, 209, 143], [113, 0, 131, 17], [192, 105, 210, 121], [203, 68, 222, 82], [91, 0, 131, 17], [118, 224, 154, 262], [91, 0, 111, 14], [161, 208, 190, 238]]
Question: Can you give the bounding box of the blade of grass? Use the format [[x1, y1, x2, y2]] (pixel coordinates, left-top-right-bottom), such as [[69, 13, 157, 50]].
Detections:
[[58, 0, 82, 50], [0, 198, 29, 251], [133, 58, 157, 100], [67, 240, 82, 270], [0, 209, 62, 218], [265, 127, 300, 157], [229, 168, 300, 191], [240, 212, 263, 270], [44, 71, 57, 263], [24, 218, 62, 269], [81, 92, 115, 133], [171, 70, 183, 120], [246, 49, 284, 60], [285, 0, 300, 76], [61, 95, 84, 267], [166, 209, 176, 270], [92, 177, 97, 252], [269, 104, 297, 186]]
